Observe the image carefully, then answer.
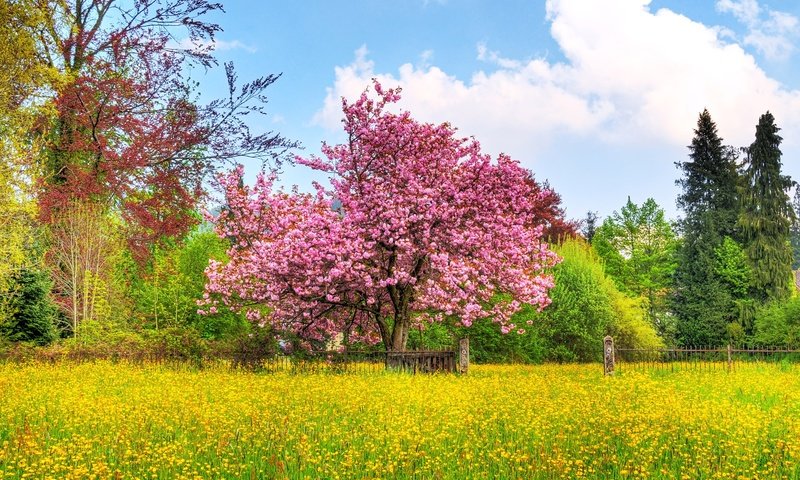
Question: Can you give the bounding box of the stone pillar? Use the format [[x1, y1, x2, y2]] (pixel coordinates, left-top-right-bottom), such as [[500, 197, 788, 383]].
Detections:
[[459, 337, 469, 374], [603, 336, 615, 376]]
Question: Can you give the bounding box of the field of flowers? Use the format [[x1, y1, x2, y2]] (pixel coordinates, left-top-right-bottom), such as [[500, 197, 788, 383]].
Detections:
[[1, 362, 800, 479]]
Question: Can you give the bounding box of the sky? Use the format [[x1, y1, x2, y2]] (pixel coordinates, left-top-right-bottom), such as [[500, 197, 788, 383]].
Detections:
[[192, 0, 800, 222]]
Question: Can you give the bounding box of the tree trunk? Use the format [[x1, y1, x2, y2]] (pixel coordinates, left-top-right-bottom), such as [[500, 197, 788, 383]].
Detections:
[[389, 308, 411, 352]]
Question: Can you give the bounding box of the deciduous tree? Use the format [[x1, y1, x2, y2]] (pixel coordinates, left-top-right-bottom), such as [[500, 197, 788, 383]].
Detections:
[[526, 180, 578, 242], [592, 197, 678, 340], [202, 83, 559, 351], [0, 0, 52, 324], [47, 201, 123, 336], [22, 0, 297, 256]]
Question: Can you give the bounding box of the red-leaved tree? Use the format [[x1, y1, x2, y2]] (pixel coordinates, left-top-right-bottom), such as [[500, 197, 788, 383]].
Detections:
[[33, 0, 297, 258], [528, 179, 579, 243], [202, 82, 560, 351]]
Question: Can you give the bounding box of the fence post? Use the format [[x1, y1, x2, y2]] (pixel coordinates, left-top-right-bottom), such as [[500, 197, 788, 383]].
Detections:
[[727, 344, 732, 372], [604, 336, 615, 376], [459, 337, 469, 374]]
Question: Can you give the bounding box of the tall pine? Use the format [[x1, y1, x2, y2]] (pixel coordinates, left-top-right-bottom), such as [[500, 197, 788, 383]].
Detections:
[[739, 112, 795, 302], [790, 188, 800, 270], [673, 110, 742, 346]]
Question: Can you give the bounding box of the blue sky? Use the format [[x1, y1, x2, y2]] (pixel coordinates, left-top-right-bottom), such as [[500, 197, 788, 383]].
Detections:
[[193, 0, 800, 222]]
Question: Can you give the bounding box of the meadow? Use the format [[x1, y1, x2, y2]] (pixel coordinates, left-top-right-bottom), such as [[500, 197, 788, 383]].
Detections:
[[1, 362, 800, 479]]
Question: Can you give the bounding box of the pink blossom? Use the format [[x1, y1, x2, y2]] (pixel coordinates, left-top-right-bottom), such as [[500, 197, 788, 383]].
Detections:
[[201, 80, 559, 350]]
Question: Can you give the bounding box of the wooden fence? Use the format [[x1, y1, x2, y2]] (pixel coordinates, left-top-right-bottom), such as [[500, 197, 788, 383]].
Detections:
[[604, 336, 800, 374], [246, 349, 461, 374], [386, 350, 457, 373], [237, 338, 469, 375]]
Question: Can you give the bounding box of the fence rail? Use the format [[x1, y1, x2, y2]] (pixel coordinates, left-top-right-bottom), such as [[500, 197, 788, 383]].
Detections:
[[0, 339, 469, 374], [612, 344, 800, 373], [386, 350, 458, 373], [235, 349, 462, 374]]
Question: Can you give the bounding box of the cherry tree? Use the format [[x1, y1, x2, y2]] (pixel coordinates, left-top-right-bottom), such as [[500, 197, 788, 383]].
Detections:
[[202, 82, 559, 351]]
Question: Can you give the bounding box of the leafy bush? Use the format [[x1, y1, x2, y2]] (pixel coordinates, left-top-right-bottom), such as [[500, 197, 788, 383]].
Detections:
[[535, 239, 615, 361], [128, 227, 248, 339], [754, 297, 800, 347], [453, 311, 549, 363], [607, 289, 664, 351], [463, 239, 661, 363]]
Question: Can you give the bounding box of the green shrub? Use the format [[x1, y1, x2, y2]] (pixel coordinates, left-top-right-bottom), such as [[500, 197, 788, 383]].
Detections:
[[754, 297, 800, 347], [127, 228, 248, 339], [460, 238, 662, 363], [607, 290, 664, 351], [143, 327, 208, 367]]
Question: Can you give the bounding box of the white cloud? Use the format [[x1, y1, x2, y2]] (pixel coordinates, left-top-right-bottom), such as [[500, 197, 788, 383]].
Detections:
[[313, 0, 800, 162], [717, 0, 760, 24], [313, 44, 614, 157], [477, 43, 523, 70], [418, 49, 434, 69], [716, 0, 799, 60]]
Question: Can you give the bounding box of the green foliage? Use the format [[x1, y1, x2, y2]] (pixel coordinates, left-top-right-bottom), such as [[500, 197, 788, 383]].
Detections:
[[792, 188, 800, 270], [714, 237, 753, 298], [606, 288, 664, 351], [673, 110, 743, 346], [129, 227, 247, 339], [754, 297, 800, 348], [675, 110, 740, 236], [0, 268, 57, 345], [464, 239, 661, 362], [739, 112, 795, 303], [592, 197, 677, 337], [534, 240, 615, 361], [712, 237, 757, 337], [406, 321, 458, 352], [454, 307, 549, 364]]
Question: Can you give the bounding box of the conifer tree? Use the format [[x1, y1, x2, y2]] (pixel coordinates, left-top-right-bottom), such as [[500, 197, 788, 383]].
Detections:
[[582, 211, 599, 243], [790, 188, 800, 270], [739, 112, 795, 302], [1, 269, 58, 345], [673, 110, 742, 346]]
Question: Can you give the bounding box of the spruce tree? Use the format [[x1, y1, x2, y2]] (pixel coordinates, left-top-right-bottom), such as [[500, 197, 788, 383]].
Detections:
[[673, 110, 741, 346], [1, 268, 57, 345], [790, 188, 800, 270], [739, 112, 795, 302], [583, 211, 599, 243]]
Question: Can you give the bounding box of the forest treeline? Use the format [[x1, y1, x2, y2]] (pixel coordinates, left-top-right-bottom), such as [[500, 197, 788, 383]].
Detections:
[[1, 1, 798, 363]]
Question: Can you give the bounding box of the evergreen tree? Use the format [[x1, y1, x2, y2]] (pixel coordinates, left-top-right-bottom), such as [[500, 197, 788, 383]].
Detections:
[[739, 112, 795, 302], [673, 110, 742, 346], [0, 269, 57, 345], [676, 110, 740, 236], [790, 188, 800, 270], [582, 211, 599, 243]]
